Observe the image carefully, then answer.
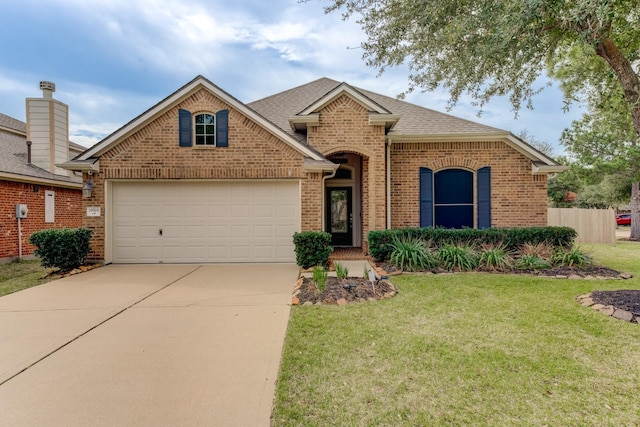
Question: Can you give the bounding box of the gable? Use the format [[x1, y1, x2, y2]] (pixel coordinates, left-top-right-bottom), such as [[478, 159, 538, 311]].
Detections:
[[98, 87, 307, 175], [68, 76, 325, 166]]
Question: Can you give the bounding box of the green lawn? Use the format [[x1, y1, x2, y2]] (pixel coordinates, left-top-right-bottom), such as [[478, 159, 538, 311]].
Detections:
[[273, 242, 640, 426], [0, 260, 54, 297]]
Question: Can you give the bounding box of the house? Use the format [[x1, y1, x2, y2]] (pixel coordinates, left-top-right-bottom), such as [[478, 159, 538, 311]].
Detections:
[[60, 75, 565, 264], [0, 82, 84, 262]]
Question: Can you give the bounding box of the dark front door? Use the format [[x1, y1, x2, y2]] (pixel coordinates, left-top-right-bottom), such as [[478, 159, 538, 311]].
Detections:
[[326, 187, 352, 246]]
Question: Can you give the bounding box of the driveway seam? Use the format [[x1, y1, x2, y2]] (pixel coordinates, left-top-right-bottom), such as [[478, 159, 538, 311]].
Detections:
[[0, 265, 202, 387]]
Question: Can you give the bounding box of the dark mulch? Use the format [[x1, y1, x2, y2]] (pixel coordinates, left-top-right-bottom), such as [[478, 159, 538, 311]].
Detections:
[[591, 290, 640, 318], [296, 277, 397, 305]]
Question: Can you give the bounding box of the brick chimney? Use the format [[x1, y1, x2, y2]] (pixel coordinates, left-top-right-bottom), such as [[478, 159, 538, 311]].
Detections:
[[25, 81, 70, 175]]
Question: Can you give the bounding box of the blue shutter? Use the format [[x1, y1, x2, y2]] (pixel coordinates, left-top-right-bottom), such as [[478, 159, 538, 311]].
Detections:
[[216, 109, 229, 147], [477, 166, 491, 229], [419, 167, 433, 227], [178, 109, 192, 147]]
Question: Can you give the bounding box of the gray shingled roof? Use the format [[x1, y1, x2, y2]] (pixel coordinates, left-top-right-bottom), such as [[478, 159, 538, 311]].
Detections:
[[0, 122, 81, 185], [0, 113, 27, 134], [247, 78, 504, 142]]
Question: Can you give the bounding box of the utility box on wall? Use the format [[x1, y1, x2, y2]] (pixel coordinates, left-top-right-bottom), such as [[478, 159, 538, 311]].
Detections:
[[15, 204, 28, 219]]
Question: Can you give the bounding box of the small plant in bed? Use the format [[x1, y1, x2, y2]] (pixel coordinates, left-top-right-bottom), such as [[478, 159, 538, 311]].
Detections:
[[389, 236, 438, 272]]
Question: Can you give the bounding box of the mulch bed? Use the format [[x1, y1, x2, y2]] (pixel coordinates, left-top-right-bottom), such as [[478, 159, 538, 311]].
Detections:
[[294, 262, 635, 307], [590, 290, 640, 319], [293, 277, 397, 305]]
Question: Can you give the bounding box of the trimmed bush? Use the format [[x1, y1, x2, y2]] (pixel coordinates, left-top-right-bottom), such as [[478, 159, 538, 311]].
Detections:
[[293, 231, 332, 269], [368, 226, 577, 262], [29, 228, 93, 272]]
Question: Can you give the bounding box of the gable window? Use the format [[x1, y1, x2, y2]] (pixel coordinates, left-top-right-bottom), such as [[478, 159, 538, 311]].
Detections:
[[419, 167, 491, 229], [178, 109, 229, 147], [195, 113, 216, 146]]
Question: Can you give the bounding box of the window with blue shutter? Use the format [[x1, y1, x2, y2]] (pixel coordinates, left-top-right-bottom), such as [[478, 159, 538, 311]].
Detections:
[[419, 167, 433, 227], [434, 169, 473, 228], [477, 166, 492, 229], [216, 109, 229, 147], [178, 109, 192, 147]]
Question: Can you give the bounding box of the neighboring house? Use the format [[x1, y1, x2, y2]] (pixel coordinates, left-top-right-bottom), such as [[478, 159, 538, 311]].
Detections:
[[0, 82, 83, 262], [61, 76, 565, 264]]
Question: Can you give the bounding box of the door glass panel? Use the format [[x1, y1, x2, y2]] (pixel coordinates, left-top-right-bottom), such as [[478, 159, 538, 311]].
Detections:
[[330, 190, 348, 233]]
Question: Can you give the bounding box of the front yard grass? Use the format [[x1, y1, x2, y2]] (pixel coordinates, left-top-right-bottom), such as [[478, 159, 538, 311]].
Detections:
[[273, 242, 640, 426], [0, 260, 53, 297]]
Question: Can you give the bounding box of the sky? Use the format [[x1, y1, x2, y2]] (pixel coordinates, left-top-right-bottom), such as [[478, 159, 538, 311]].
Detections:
[[0, 0, 584, 154]]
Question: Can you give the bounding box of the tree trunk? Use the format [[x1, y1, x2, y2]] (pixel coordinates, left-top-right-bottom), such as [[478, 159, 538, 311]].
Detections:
[[630, 182, 640, 241], [595, 38, 640, 138]]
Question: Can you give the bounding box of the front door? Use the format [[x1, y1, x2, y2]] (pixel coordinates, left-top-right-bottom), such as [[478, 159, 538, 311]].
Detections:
[[326, 187, 352, 246]]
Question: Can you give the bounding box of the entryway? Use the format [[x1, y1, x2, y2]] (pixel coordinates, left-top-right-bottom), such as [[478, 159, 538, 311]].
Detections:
[[325, 152, 363, 247]]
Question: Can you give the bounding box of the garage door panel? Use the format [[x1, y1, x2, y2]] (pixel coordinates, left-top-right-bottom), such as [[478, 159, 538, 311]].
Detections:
[[112, 181, 299, 263]]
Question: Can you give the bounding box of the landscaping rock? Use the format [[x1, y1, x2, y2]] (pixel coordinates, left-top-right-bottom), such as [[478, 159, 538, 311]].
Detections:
[[580, 297, 594, 307], [612, 309, 633, 322], [598, 306, 615, 316]]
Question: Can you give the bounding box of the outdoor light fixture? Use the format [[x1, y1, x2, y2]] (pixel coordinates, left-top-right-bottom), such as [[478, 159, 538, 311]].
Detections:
[[82, 179, 94, 198]]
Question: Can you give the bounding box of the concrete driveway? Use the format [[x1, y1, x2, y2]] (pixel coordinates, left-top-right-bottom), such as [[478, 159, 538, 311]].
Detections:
[[0, 263, 298, 426]]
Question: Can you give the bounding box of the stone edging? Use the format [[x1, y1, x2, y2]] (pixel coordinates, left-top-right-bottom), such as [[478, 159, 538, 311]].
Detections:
[[48, 264, 102, 279], [576, 293, 639, 324]]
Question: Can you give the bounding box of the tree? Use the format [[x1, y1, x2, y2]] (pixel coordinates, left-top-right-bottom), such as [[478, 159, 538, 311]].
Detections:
[[516, 129, 556, 158], [321, 0, 640, 238], [555, 52, 640, 237]]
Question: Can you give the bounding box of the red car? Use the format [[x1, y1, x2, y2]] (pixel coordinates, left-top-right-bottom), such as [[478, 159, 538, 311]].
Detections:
[[616, 214, 631, 226]]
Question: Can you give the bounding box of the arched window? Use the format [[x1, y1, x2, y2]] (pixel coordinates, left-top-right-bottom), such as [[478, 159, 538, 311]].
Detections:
[[419, 167, 491, 229], [194, 113, 216, 146], [434, 169, 474, 228]]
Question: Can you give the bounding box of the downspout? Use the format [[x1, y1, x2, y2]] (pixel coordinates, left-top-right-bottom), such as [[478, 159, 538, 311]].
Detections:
[[386, 139, 392, 229], [321, 168, 338, 231]]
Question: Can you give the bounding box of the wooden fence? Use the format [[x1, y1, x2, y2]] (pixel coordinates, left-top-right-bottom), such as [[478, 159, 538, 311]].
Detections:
[[547, 208, 616, 244]]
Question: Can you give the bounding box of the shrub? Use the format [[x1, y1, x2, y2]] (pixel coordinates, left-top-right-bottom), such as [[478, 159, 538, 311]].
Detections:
[[389, 236, 438, 272], [437, 244, 479, 271], [552, 246, 592, 268], [518, 242, 554, 260], [29, 228, 93, 272], [515, 255, 551, 270], [293, 231, 332, 269], [479, 243, 513, 271], [368, 226, 577, 262], [312, 266, 328, 292]]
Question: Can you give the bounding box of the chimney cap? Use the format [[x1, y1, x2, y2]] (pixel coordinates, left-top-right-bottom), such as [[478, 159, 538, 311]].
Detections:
[[40, 81, 56, 92]]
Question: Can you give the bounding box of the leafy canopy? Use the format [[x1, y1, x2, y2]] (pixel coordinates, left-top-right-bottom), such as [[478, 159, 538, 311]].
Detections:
[[322, 0, 640, 119]]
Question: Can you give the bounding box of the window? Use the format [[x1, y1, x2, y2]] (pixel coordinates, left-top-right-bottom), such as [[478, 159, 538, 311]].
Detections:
[[195, 113, 216, 146], [419, 167, 491, 229], [178, 109, 229, 147], [434, 169, 473, 228]]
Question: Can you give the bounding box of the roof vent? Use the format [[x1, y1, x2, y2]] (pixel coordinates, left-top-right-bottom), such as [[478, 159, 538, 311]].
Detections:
[[40, 81, 56, 99]]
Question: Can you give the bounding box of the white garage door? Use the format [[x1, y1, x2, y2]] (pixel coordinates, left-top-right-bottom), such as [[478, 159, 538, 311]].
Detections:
[[111, 181, 300, 263]]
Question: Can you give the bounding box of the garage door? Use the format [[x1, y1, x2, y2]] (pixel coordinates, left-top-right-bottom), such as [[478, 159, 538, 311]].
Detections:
[[111, 181, 300, 263]]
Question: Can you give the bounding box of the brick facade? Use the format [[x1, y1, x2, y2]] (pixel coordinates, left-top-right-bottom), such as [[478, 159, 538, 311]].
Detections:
[[77, 81, 551, 262], [307, 95, 387, 247], [0, 180, 82, 260], [84, 88, 308, 260], [389, 141, 548, 228]]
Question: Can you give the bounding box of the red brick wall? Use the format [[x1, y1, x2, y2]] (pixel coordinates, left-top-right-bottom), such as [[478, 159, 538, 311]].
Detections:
[[0, 180, 83, 259], [389, 141, 548, 228]]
